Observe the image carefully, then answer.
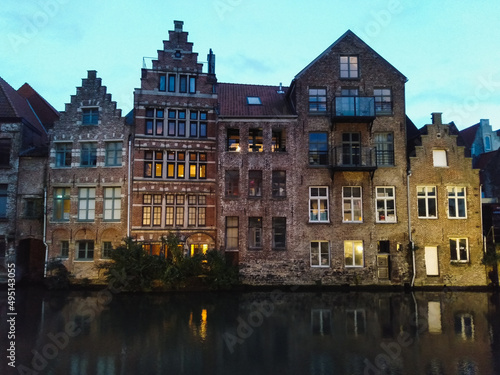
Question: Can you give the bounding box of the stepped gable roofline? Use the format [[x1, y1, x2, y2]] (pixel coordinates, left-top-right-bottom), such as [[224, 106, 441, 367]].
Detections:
[[217, 82, 296, 118], [18, 82, 59, 128], [294, 30, 407, 81], [459, 122, 480, 149], [0, 76, 47, 136]]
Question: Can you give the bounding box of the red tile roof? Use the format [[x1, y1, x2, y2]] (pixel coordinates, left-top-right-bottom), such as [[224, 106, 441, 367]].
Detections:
[[18, 83, 59, 128], [217, 83, 295, 118]]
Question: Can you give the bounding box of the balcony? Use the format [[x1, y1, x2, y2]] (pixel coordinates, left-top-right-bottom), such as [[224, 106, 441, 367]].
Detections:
[[330, 146, 377, 173], [332, 96, 376, 127]]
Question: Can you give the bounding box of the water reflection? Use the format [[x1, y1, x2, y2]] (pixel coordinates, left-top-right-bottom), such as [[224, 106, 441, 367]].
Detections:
[[1, 288, 499, 375]]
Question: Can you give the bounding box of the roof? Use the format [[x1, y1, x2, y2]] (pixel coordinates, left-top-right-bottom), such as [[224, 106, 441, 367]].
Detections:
[[0, 77, 47, 137], [475, 150, 498, 169], [294, 30, 407, 81], [217, 83, 295, 118], [459, 123, 480, 149], [17, 83, 59, 128]]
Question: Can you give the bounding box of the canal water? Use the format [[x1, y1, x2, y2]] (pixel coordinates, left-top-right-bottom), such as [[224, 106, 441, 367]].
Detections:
[[2, 287, 500, 375]]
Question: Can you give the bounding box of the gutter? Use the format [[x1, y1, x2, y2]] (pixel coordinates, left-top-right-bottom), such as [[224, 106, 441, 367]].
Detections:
[[127, 134, 132, 238], [43, 186, 48, 277], [407, 171, 416, 287]]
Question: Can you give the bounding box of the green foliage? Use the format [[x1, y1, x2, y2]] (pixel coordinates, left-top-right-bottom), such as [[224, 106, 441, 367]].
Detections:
[[45, 258, 72, 290], [482, 245, 500, 266]]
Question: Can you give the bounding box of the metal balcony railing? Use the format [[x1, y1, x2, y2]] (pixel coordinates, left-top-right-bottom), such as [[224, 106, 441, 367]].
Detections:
[[330, 146, 377, 171], [333, 96, 376, 118]]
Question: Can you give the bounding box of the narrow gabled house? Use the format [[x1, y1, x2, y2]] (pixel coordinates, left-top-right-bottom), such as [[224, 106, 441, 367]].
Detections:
[[131, 21, 218, 257], [46, 71, 130, 279], [408, 113, 487, 287]]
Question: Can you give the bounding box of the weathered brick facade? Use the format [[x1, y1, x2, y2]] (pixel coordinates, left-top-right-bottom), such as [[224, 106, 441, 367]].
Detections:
[[46, 71, 130, 279], [130, 21, 218, 256], [409, 113, 487, 286]]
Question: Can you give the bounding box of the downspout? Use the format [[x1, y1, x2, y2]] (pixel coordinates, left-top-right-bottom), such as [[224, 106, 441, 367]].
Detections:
[[408, 171, 416, 287], [43, 186, 48, 277], [127, 134, 132, 237]]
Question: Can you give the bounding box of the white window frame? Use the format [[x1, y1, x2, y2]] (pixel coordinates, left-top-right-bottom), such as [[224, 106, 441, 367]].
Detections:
[[344, 240, 364, 267], [78, 187, 95, 221], [447, 186, 467, 219], [375, 186, 396, 223], [103, 187, 121, 221], [417, 186, 437, 219], [309, 187, 329, 223], [433, 150, 447, 167], [450, 237, 469, 262], [310, 241, 330, 267], [342, 186, 362, 223]]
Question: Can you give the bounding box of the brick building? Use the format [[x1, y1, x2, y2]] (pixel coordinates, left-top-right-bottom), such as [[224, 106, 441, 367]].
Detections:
[[130, 21, 218, 256], [408, 113, 487, 286], [46, 71, 130, 279]]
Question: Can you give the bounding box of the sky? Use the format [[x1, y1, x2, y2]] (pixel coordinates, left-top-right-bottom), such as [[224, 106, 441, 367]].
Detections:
[[1, 0, 499, 130]]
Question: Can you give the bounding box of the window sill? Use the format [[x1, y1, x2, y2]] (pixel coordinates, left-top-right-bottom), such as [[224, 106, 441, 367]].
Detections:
[[308, 221, 330, 224], [448, 217, 468, 220], [74, 259, 94, 262], [376, 220, 398, 224], [450, 260, 469, 264], [272, 248, 286, 251], [248, 248, 263, 251], [417, 217, 438, 220], [345, 265, 364, 268], [311, 265, 330, 268], [308, 164, 330, 168], [343, 221, 363, 224]]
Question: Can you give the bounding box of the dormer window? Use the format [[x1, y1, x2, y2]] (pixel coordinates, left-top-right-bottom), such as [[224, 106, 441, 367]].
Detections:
[[82, 107, 99, 125], [247, 96, 262, 105]]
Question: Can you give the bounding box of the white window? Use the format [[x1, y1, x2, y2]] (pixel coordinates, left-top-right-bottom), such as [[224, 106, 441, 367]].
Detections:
[[375, 187, 396, 222], [309, 187, 329, 222], [311, 241, 330, 267], [450, 238, 469, 262], [343, 186, 362, 222], [447, 187, 467, 218], [417, 186, 437, 218], [344, 240, 363, 267], [433, 150, 447, 167], [78, 187, 95, 221], [424, 246, 439, 276], [103, 187, 121, 221]]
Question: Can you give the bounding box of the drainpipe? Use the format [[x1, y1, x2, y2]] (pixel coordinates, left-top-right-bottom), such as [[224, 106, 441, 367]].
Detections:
[[43, 186, 48, 277], [127, 134, 132, 237], [407, 171, 416, 287]]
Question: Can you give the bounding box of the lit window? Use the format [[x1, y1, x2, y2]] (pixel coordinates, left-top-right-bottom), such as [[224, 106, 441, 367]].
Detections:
[[227, 129, 240, 151], [375, 187, 396, 223], [311, 241, 329, 267], [340, 56, 358, 78], [447, 187, 466, 218], [249, 128, 263, 152], [144, 151, 163, 178], [53, 188, 70, 221], [344, 240, 364, 267], [417, 186, 437, 218], [309, 187, 329, 222], [272, 129, 286, 152], [226, 216, 239, 250], [247, 96, 262, 105], [142, 194, 162, 226], [343, 186, 362, 222], [450, 238, 469, 262]]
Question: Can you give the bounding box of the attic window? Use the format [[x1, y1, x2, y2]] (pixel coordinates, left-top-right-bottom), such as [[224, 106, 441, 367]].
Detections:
[[247, 97, 262, 105]]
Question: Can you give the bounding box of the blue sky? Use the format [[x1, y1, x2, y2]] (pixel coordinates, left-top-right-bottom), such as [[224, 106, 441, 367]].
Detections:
[[1, 0, 499, 130]]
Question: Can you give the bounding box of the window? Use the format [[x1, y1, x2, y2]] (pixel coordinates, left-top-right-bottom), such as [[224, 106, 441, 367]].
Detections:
[[433, 150, 447, 167], [248, 217, 263, 249], [271, 129, 286, 152], [60, 241, 69, 258], [77, 241, 94, 260], [272, 217, 286, 250], [78, 188, 95, 221], [142, 194, 162, 226], [82, 108, 99, 125], [309, 88, 327, 112], [24, 198, 42, 219], [166, 109, 185, 137], [309, 132, 328, 165], [166, 151, 185, 179], [340, 56, 358, 78], [103, 187, 121, 221], [168, 74, 176, 92], [0, 185, 7, 218], [272, 171, 286, 197], [309, 187, 329, 222], [344, 240, 363, 267], [144, 151, 163, 178], [343, 187, 362, 222], [179, 75, 187, 93], [417, 186, 437, 218], [485, 135, 492, 151], [225, 170, 239, 197], [378, 240, 390, 253], [189, 111, 208, 138], [455, 313, 474, 340], [249, 128, 263, 152], [247, 96, 262, 105], [0, 139, 11, 167], [311, 309, 332, 336], [145, 108, 165, 136], [376, 187, 396, 222], [165, 194, 189, 227], [80, 143, 97, 167], [342, 133, 361, 166], [189, 77, 196, 94], [311, 241, 329, 267], [227, 129, 240, 151], [226, 216, 239, 250], [248, 170, 262, 197], [102, 241, 112, 259], [55, 143, 72, 167], [105, 142, 122, 166], [374, 88, 392, 115], [450, 238, 469, 262], [159, 74, 166, 91], [188, 152, 206, 179], [447, 187, 466, 218], [184, 194, 206, 227], [346, 309, 366, 336], [374, 132, 394, 166], [53, 188, 70, 221]]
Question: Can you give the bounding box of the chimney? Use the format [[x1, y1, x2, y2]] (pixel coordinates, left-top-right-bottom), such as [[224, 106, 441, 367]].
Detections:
[[207, 49, 216, 75], [431, 112, 442, 125], [174, 20, 183, 33], [480, 119, 490, 127], [87, 70, 97, 79]]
